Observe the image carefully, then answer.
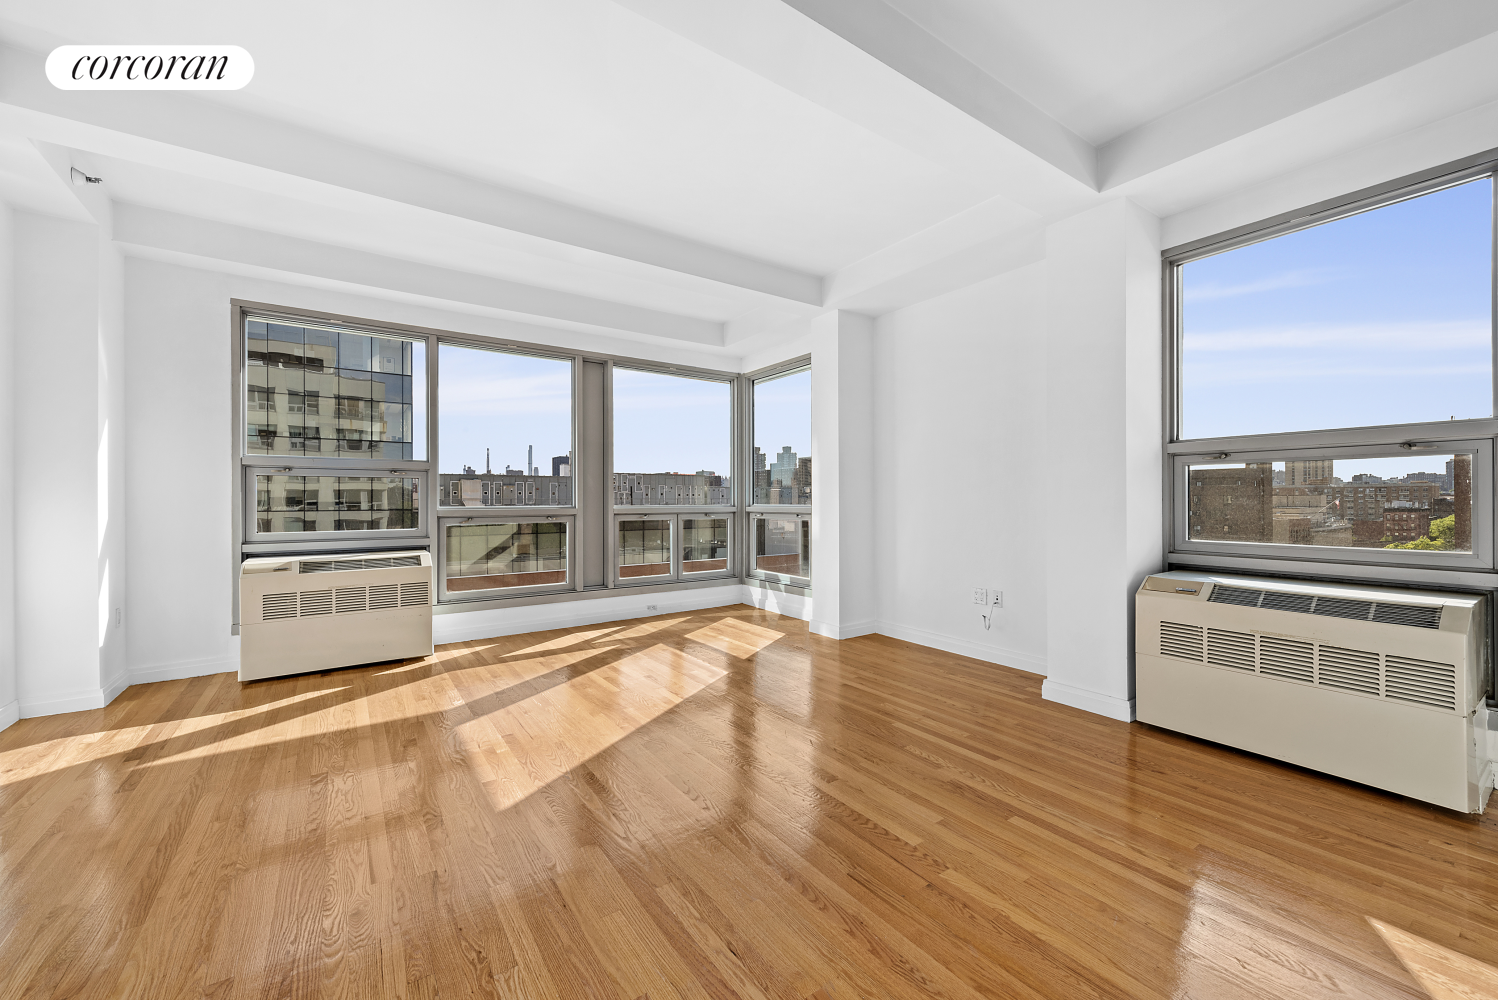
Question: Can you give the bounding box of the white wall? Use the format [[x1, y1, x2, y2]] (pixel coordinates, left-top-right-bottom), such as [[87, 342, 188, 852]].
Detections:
[[0, 204, 15, 732], [13, 211, 109, 716], [872, 263, 1049, 673]]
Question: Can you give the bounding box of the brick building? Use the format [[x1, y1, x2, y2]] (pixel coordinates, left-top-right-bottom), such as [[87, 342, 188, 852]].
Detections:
[[1188, 464, 1274, 542]]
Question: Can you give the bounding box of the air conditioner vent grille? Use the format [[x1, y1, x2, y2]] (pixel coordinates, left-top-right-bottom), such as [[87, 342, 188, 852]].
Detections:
[[335, 587, 368, 614], [1159, 621, 1203, 661], [1208, 586, 1262, 607], [1259, 592, 1315, 615], [1311, 598, 1373, 622], [1258, 637, 1314, 684], [262, 592, 298, 621], [1206, 629, 1255, 671], [1371, 604, 1443, 629], [1384, 656, 1457, 711], [400, 581, 430, 607], [368, 584, 400, 610], [299, 590, 334, 617], [1206, 583, 1445, 629], [1316, 646, 1380, 696], [300, 555, 422, 574]]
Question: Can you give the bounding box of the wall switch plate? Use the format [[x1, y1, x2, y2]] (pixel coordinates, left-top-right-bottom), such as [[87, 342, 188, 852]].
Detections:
[[972, 588, 987, 605]]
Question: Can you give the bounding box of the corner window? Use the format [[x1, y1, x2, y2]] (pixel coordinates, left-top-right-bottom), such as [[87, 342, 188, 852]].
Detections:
[[751, 367, 811, 507]]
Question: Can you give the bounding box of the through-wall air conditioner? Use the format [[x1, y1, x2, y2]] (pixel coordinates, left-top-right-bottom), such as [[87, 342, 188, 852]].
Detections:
[[239, 550, 434, 682], [1136, 570, 1491, 813]]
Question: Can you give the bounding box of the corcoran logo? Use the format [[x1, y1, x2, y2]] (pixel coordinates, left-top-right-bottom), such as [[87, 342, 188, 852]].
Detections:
[[45, 45, 254, 90]]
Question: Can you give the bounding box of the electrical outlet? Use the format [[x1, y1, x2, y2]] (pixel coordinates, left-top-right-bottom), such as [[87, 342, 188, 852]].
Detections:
[[972, 587, 987, 605], [646, 604, 659, 613], [992, 590, 1003, 609], [115, 608, 122, 625]]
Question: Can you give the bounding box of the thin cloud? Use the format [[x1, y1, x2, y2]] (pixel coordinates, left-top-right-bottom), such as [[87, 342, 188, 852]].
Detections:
[[1185, 319, 1489, 353], [1183, 267, 1342, 302]]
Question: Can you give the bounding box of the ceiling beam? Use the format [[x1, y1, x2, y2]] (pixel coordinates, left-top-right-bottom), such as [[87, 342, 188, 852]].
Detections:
[[1099, 0, 1498, 189], [0, 41, 822, 307], [113, 204, 726, 345], [778, 0, 1095, 189]]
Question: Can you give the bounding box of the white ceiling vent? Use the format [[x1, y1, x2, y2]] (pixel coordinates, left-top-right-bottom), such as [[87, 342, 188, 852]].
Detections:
[[1138, 570, 1489, 813]]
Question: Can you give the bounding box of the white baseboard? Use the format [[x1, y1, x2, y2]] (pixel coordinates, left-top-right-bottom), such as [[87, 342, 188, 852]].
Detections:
[[809, 619, 877, 640], [742, 585, 811, 622], [875, 621, 1047, 676], [434, 585, 746, 645], [0, 698, 18, 733], [130, 656, 238, 686], [1041, 678, 1136, 723], [102, 670, 130, 707], [20, 688, 110, 719]]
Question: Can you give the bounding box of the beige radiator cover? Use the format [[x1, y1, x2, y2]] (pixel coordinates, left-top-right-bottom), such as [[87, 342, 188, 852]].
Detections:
[[1135, 570, 1490, 813], [239, 551, 434, 682]]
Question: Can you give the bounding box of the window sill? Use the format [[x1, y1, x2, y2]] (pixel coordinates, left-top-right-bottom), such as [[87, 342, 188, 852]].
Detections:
[[431, 576, 749, 615]]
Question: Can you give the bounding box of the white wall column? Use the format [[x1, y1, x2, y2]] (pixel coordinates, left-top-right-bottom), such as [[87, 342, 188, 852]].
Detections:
[[1041, 199, 1162, 722], [13, 208, 126, 718], [0, 204, 15, 732], [808, 310, 876, 640]]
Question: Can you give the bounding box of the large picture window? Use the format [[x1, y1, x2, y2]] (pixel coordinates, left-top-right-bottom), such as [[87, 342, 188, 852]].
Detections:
[[612, 368, 732, 506], [1166, 163, 1496, 576], [438, 343, 573, 508], [237, 305, 805, 613]]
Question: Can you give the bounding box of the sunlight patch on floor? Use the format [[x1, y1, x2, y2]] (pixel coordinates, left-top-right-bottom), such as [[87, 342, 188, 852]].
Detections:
[[687, 617, 784, 658], [467, 641, 727, 810], [1370, 917, 1498, 999]]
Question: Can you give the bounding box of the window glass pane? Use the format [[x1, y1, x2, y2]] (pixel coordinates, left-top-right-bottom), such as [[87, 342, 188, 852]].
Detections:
[[254, 475, 419, 534], [612, 368, 731, 506], [681, 518, 729, 575], [753, 516, 810, 584], [246, 319, 425, 459], [444, 521, 568, 592], [438, 344, 573, 507], [753, 368, 811, 505], [1185, 454, 1471, 551], [618, 519, 673, 579], [1181, 179, 1493, 439]]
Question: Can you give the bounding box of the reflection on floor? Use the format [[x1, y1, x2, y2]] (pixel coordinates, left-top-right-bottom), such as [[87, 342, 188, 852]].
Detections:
[[3, 603, 1498, 998]]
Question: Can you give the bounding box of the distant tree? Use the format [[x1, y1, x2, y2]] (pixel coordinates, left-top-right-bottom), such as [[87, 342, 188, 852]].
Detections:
[[1385, 515, 1455, 550]]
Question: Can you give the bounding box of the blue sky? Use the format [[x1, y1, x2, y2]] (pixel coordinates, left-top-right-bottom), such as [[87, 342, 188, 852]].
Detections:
[[436, 347, 811, 479], [613, 367, 732, 474], [438, 345, 572, 474], [1182, 177, 1492, 477]]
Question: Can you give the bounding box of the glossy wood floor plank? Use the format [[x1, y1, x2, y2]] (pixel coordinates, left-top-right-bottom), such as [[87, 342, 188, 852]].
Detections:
[[6, 604, 1498, 998]]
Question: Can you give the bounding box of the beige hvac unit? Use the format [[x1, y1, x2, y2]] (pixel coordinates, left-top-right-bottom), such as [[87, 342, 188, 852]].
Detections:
[[1136, 570, 1491, 813], [239, 551, 434, 682]]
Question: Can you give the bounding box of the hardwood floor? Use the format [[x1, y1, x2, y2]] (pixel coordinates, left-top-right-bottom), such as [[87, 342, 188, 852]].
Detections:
[[4, 604, 1498, 999]]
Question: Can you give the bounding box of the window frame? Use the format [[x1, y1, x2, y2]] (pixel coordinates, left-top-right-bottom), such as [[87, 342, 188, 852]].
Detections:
[[609, 512, 736, 587], [745, 359, 813, 515], [748, 511, 812, 587], [231, 301, 799, 629], [1161, 149, 1498, 585], [436, 514, 576, 604]]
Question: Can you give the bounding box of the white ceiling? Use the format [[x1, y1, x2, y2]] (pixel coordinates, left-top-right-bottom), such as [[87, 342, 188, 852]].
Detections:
[[0, 0, 1492, 355], [880, 0, 1408, 145]]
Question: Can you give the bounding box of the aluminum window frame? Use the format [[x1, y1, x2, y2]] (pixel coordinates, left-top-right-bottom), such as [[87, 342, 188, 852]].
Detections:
[[1161, 149, 1498, 586], [609, 361, 738, 509], [748, 510, 812, 587], [437, 513, 576, 603], [232, 300, 790, 628], [432, 338, 580, 515]]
